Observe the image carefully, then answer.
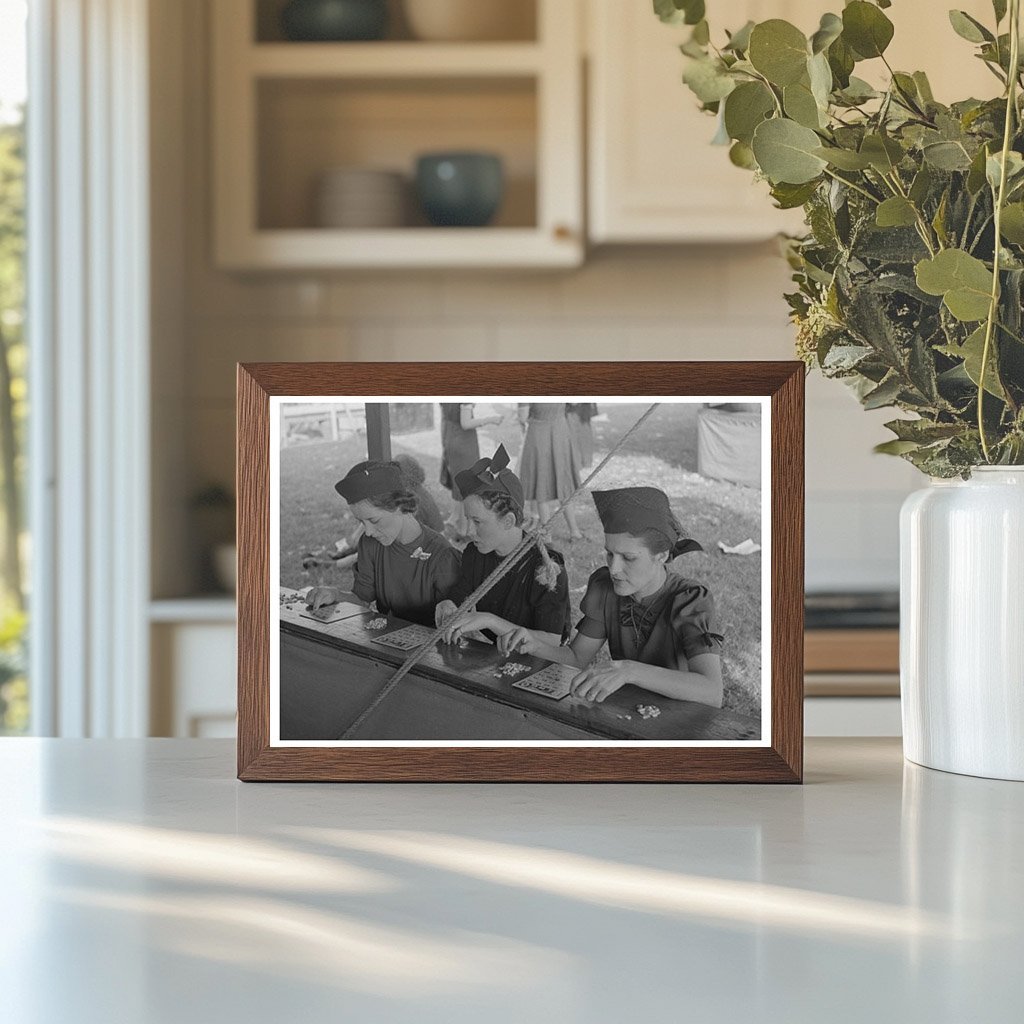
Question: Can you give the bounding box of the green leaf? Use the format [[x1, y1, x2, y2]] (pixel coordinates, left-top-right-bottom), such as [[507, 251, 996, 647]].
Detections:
[[836, 76, 879, 105], [986, 150, 1024, 191], [724, 20, 755, 53], [784, 80, 824, 129], [653, 0, 705, 26], [967, 143, 992, 194], [932, 190, 950, 247], [751, 118, 828, 184], [948, 10, 994, 44], [729, 140, 757, 169], [915, 249, 994, 322], [939, 325, 1006, 398], [770, 180, 820, 209], [909, 164, 933, 205], [884, 418, 963, 443], [876, 197, 918, 228], [842, 1, 895, 59], [827, 35, 856, 89], [748, 20, 809, 87], [874, 439, 921, 455], [993, 0, 1008, 24], [862, 374, 903, 409], [813, 146, 872, 170], [999, 203, 1024, 245], [692, 19, 710, 45], [810, 12, 843, 54], [723, 81, 776, 145], [922, 140, 972, 171], [912, 71, 935, 104], [807, 51, 833, 110], [860, 133, 904, 173], [682, 57, 736, 103]]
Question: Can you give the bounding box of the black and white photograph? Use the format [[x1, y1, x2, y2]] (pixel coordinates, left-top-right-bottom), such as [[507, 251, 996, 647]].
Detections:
[[271, 396, 769, 745]]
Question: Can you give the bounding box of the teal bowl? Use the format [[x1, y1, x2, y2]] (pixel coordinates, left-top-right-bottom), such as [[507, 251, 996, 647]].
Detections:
[[281, 0, 388, 41], [415, 153, 505, 228]]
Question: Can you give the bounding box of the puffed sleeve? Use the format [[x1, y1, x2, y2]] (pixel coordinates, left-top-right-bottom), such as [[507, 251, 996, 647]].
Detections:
[[431, 541, 461, 603], [575, 567, 612, 640], [351, 534, 378, 605], [528, 553, 571, 641], [446, 543, 475, 606], [672, 584, 725, 661]]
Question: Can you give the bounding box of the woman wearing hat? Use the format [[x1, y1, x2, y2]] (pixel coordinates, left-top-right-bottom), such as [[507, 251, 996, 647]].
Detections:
[[501, 486, 724, 708], [435, 445, 571, 648], [306, 460, 459, 627]]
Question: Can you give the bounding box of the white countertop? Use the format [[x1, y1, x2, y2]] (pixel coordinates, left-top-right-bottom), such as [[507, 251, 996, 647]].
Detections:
[[1, 738, 1020, 1023]]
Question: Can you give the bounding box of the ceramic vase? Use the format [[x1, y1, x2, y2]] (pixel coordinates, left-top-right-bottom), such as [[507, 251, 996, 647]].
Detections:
[[900, 467, 1024, 781]]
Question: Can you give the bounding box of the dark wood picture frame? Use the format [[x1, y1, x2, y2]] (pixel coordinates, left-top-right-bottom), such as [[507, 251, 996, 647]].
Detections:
[[237, 362, 804, 782]]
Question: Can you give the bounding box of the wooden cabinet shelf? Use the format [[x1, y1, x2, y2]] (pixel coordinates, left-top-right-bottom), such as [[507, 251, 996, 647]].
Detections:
[[212, 0, 582, 269], [249, 42, 545, 77]]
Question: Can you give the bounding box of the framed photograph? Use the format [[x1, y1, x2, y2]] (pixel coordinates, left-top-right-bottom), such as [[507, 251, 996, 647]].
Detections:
[[237, 362, 803, 782]]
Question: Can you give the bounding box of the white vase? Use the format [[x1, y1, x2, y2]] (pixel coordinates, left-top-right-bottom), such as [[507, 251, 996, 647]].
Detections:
[[900, 467, 1024, 780]]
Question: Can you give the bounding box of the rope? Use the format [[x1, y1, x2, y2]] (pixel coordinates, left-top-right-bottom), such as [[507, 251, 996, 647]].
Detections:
[[339, 402, 661, 739]]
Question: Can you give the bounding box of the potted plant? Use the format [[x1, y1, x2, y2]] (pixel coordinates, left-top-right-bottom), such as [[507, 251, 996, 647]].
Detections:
[[658, 0, 1024, 779], [192, 484, 236, 595]]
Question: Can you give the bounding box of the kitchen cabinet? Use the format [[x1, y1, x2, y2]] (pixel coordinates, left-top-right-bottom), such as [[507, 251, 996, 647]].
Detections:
[[587, 0, 809, 243], [586, 0, 999, 244], [211, 0, 583, 268]]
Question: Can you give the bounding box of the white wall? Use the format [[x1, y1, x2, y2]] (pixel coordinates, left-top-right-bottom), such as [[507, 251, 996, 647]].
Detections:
[[153, 0, 920, 599]]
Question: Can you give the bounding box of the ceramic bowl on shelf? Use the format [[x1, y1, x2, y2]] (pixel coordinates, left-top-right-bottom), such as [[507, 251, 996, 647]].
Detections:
[[403, 0, 534, 42], [315, 167, 408, 228], [280, 0, 388, 42], [414, 152, 504, 227]]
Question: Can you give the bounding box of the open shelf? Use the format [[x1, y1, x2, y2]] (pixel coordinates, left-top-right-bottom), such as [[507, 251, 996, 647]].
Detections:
[[249, 42, 544, 77], [257, 76, 537, 232], [254, 0, 539, 45], [213, 0, 581, 268]]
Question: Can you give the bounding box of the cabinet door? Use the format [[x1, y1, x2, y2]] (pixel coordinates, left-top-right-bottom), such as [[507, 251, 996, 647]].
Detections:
[[588, 0, 1000, 244], [587, 0, 806, 242]]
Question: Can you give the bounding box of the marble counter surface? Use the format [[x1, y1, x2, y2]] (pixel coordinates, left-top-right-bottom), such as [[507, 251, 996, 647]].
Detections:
[[1, 738, 1020, 1023]]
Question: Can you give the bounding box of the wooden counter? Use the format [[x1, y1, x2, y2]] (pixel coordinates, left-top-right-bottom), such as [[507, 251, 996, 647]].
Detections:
[[278, 591, 760, 742]]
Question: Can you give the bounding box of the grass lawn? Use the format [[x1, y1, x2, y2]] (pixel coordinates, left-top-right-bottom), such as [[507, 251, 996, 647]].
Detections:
[[279, 402, 763, 718]]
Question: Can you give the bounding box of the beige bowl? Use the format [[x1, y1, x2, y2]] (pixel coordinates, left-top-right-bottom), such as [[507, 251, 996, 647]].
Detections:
[[403, 0, 535, 41]]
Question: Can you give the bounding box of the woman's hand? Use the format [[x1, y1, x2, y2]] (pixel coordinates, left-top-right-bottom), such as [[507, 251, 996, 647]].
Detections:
[[440, 611, 493, 646], [434, 600, 458, 629], [487, 414, 504, 426], [305, 586, 344, 611], [498, 626, 541, 657], [570, 660, 633, 703]]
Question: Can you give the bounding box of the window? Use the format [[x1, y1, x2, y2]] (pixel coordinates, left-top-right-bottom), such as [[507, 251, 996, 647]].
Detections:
[[0, 0, 28, 734]]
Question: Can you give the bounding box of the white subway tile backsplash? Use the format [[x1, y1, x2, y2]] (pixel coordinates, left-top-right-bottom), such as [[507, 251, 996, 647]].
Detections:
[[558, 251, 726, 319], [182, 248, 913, 591], [325, 275, 445, 320], [441, 272, 562, 320]]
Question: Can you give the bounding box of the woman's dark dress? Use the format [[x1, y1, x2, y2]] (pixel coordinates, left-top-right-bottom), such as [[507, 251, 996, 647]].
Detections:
[[575, 566, 724, 668], [352, 525, 459, 626], [448, 542, 571, 643], [439, 403, 480, 502]]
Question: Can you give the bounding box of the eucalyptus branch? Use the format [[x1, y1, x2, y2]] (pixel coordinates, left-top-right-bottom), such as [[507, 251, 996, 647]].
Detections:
[[822, 167, 880, 205], [978, 0, 1021, 461], [884, 170, 938, 255]]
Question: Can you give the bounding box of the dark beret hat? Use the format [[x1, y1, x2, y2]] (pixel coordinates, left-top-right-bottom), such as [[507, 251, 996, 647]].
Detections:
[[455, 445, 525, 508], [334, 461, 405, 504]]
